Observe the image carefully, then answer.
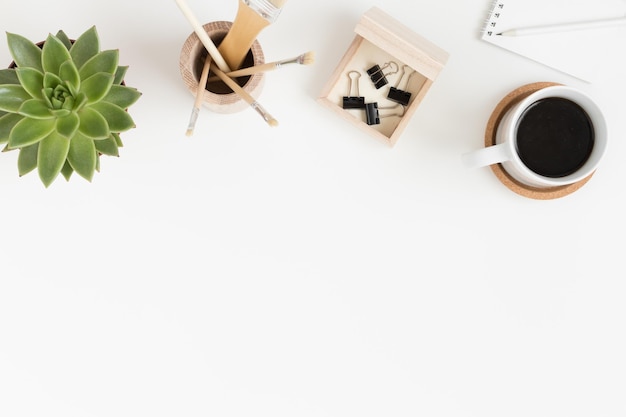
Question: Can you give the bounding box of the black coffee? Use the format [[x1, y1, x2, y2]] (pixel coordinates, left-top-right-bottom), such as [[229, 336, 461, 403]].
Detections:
[[516, 98, 594, 178]]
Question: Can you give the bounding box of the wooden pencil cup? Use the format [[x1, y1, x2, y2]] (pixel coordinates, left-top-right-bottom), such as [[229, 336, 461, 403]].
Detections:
[[179, 21, 265, 114]]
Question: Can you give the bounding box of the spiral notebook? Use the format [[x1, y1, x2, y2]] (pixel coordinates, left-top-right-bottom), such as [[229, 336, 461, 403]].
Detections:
[[482, 0, 626, 82]]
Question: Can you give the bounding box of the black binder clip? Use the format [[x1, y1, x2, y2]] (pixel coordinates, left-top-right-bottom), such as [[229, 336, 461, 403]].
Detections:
[[364, 103, 405, 126], [342, 71, 365, 109], [387, 65, 415, 106], [365, 103, 405, 126], [365, 102, 380, 125], [366, 61, 398, 89]]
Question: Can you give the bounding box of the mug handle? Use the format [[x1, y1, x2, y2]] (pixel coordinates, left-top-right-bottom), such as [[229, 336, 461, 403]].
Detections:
[[461, 143, 509, 169]]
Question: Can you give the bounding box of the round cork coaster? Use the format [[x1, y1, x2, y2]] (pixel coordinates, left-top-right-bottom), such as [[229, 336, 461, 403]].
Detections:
[[484, 82, 594, 200]]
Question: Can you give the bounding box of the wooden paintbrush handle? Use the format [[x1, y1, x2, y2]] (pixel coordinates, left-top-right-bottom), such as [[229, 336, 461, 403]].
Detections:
[[218, 0, 270, 70], [210, 65, 254, 106], [210, 64, 278, 126], [206, 62, 275, 83]]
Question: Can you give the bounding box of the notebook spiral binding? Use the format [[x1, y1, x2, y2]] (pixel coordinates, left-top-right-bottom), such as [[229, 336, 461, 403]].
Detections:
[[483, 0, 505, 37]]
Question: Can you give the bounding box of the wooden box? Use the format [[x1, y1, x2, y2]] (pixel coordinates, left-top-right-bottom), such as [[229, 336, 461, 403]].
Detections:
[[318, 7, 449, 146]]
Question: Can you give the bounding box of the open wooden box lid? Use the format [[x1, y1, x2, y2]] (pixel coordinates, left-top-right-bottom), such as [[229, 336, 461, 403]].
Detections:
[[317, 6, 450, 146], [355, 7, 449, 80]]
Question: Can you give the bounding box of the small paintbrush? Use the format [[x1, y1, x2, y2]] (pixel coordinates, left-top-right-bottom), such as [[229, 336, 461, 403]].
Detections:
[[210, 64, 278, 127], [218, 0, 289, 70], [206, 51, 314, 83], [185, 55, 212, 136]]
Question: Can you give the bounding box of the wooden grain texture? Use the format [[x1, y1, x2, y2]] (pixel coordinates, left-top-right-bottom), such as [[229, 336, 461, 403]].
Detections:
[[179, 21, 265, 114], [355, 7, 449, 81]]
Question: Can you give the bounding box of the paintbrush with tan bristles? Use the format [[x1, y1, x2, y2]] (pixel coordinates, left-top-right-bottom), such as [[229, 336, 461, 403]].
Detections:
[[185, 55, 212, 137], [206, 51, 314, 83], [210, 64, 279, 127], [218, 0, 289, 70]]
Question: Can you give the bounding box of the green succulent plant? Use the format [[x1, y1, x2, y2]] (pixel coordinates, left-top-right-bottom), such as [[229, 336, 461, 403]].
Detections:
[[0, 26, 141, 187]]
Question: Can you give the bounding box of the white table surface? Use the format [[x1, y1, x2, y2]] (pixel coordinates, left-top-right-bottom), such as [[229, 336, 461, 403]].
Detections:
[[1, 1, 625, 416]]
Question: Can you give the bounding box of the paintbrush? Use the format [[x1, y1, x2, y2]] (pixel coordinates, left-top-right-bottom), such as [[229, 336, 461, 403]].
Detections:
[[174, 0, 231, 72], [185, 55, 212, 136], [218, 0, 289, 70], [206, 51, 314, 83], [210, 64, 278, 127]]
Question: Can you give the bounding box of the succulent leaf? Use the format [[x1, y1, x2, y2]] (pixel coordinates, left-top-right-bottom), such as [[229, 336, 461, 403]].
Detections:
[[61, 160, 74, 181], [59, 60, 80, 93], [0, 69, 20, 85], [41, 88, 53, 108], [0, 85, 31, 112], [78, 107, 109, 139], [61, 96, 75, 111], [94, 134, 119, 156], [51, 109, 71, 118], [55, 30, 73, 50], [79, 50, 119, 80], [114, 66, 128, 85], [112, 132, 124, 147], [0, 113, 24, 144], [72, 93, 88, 111], [42, 34, 72, 75], [69, 26, 99, 69], [67, 132, 96, 181], [56, 112, 80, 139], [91, 101, 135, 132], [17, 143, 38, 176], [8, 117, 56, 148], [15, 67, 44, 99], [7, 33, 43, 72], [80, 72, 114, 104], [51, 98, 63, 110], [103, 85, 142, 109], [19, 99, 53, 119], [43, 72, 63, 89], [37, 130, 70, 187]]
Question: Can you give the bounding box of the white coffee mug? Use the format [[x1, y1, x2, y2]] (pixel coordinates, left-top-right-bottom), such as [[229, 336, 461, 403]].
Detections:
[[462, 86, 608, 188]]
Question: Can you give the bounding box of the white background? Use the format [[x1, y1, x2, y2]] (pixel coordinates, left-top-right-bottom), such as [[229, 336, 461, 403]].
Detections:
[[1, 1, 625, 416]]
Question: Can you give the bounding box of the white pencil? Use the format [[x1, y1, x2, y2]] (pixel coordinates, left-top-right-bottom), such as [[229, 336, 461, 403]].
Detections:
[[173, 0, 232, 72], [497, 16, 626, 36]]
